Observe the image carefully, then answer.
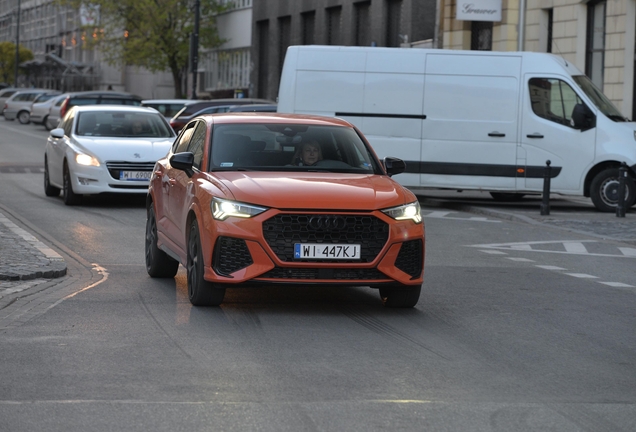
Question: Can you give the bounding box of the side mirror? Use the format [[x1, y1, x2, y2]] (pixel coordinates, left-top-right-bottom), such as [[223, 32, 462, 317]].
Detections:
[[50, 128, 64, 139], [170, 152, 195, 177], [383, 157, 406, 177], [571, 103, 596, 131]]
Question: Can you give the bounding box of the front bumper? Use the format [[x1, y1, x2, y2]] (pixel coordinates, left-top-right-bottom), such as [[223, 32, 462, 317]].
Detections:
[[68, 161, 154, 195], [199, 210, 425, 287]]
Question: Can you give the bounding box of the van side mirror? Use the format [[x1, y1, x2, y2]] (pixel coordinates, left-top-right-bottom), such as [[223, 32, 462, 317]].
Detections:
[[571, 103, 596, 131], [170, 152, 195, 177], [383, 157, 406, 176]]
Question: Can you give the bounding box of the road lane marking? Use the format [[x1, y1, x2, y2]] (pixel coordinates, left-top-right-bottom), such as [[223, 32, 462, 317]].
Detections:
[[563, 242, 588, 254], [598, 282, 635, 288], [423, 211, 501, 223], [619, 248, 636, 257], [535, 265, 567, 270], [479, 250, 507, 255], [564, 273, 598, 279], [469, 240, 635, 258], [506, 257, 535, 262]]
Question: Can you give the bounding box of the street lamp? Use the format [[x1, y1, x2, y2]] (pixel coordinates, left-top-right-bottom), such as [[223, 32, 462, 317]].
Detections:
[[14, 0, 21, 86], [191, 0, 200, 99]]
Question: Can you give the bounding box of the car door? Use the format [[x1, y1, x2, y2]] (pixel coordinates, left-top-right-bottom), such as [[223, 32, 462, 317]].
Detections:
[[520, 76, 596, 192], [47, 110, 75, 186], [162, 123, 196, 249]]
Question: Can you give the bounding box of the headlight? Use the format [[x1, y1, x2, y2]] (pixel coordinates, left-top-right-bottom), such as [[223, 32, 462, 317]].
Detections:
[[75, 152, 100, 166], [381, 201, 422, 223], [212, 197, 268, 221]]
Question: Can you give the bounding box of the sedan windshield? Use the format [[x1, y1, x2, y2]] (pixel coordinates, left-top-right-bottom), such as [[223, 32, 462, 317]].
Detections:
[[573, 75, 628, 121], [209, 123, 381, 174], [76, 111, 174, 137]]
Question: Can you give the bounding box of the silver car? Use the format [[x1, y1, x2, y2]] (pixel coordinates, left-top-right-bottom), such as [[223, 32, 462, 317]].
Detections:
[[30, 93, 67, 128], [4, 89, 55, 123], [0, 88, 21, 115]]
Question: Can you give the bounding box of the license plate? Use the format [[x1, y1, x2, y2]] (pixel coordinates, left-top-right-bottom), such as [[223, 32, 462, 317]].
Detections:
[[294, 243, 361, 260], [120, 171, 152, 181]]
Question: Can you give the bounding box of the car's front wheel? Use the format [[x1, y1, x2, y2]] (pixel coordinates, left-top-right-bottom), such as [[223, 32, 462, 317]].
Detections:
[[145, 205, 179, 278], [63, 161, 81, 205], [43, 157, 60, 197], [18, 110, 30, 124], [379, 285, 421, 308], [187, 221, 225, 306], [590, 168, 636, 212]]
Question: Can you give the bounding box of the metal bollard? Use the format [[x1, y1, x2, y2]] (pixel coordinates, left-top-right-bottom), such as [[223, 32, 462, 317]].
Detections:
[[540, 160, 551, 216], [616, 162, 627, 218]]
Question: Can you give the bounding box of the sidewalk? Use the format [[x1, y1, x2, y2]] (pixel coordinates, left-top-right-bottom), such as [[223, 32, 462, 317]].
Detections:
[[0, 211, 66, 282]]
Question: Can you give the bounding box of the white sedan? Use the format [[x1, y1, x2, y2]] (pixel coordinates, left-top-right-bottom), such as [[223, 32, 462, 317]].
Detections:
[[44, 105, 176, 205]]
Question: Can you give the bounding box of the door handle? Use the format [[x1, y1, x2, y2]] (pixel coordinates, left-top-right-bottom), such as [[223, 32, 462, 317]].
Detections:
[[488, 132, 506, 137], [527, 133, 544, 139]]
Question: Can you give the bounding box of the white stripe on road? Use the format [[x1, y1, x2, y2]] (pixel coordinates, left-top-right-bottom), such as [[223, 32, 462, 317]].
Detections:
[[535, 265, 567, 271], [564, 273, 598, 279], [563, 242, 588, 254], [506, 257, 535, 262], [619, 248, 636, 257], [597, 282, 635, 288]]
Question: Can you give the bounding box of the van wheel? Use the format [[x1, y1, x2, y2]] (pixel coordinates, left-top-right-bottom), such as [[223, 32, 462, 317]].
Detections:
[[18, 110, 30, 124], [145, 205, 179, 278], [187, 221, 225, 306], [590, 168, 636, 212], [63, 162, 81, 205], [44, 157, 60, 197], [379, 285, 421, 308], [490, 192, 525, 201]]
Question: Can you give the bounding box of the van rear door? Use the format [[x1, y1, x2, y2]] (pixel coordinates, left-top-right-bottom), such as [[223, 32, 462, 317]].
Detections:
[[422, 53, 521, 190], [520, 75, 596, 193]]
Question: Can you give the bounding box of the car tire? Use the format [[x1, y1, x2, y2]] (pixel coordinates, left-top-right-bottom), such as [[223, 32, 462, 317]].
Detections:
[[44, 157, 60, 197], [145, 205, 179, 278], [18, 111, 30, 124], [187, 221, 225, 306], [63, 161, 81, 206], [379, 285, 421, 308], [590, 168, 636, 212], [490, 192, 525, 201], [42, 115, 50, 130]]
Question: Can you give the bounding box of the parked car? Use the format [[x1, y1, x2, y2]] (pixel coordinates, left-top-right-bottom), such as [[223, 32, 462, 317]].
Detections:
[[145, 113, 425, 308], [141, 99, 194, 119], [46, 91, 143, 131], [228, 104, 277, 112], [169, 98, 274, 133], [169, 104, 234, 132], [0, 87, 22, 114], [44, 105, 176, 205], [29, 92, 65, 126], [3, 89, 56, 123]]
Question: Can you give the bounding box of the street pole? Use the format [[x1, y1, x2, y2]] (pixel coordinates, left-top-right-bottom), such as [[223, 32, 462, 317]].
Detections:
[[191, 0, 200, 99], [14, 0, 21, 86]]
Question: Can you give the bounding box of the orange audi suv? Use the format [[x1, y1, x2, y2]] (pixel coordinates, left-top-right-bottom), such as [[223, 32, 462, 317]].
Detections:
[[145, 113, 425, 307]]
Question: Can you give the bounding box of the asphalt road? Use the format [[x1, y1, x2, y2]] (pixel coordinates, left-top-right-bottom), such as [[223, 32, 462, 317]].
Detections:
[[0, 120, 635, 431]]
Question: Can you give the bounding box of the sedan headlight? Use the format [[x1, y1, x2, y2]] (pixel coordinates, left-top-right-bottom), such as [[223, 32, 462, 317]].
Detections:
[[381, 201, 422, 223], [75, 151, 100, 167], [212, 197, 268, 221]]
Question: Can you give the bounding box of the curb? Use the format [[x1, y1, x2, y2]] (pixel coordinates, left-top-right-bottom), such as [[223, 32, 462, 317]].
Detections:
[[0, 211, 67, 281]]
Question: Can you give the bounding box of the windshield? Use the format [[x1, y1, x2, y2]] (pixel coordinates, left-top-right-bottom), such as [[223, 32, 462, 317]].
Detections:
[[572, 75, 628, 122], [76, 111, 174, 137], [209, 123, 381, 174]]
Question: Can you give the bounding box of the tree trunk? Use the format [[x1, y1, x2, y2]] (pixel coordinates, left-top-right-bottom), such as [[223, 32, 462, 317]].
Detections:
[[170, 65, 184, 98]]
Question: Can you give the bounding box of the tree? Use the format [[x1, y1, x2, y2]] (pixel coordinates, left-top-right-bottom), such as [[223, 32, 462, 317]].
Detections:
[[0, 42, 34, 85], [60, 0, 226, 98]]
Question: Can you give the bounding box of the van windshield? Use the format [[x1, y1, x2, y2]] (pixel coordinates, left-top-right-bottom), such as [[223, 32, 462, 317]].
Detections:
[[573, 75, 628, 122]]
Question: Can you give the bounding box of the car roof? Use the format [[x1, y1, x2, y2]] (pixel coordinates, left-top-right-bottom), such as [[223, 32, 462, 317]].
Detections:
[[67, 91, 142, 99], [198, 112, 354, 127], [71, 105, 162, 114], [142, 99, 193, 103]]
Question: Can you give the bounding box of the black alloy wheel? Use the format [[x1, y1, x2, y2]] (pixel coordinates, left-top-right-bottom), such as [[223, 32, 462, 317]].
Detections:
[[187, 221, 225, 306], [43, 157, 60, 197], [379, 285, 421, 308], [62, 161, 81, 206], [145, 205, 179, 278]]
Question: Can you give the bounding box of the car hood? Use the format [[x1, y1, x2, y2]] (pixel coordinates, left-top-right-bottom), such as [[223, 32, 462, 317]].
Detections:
[[74, 137, 175, 162], [214, 172, 412, 210]]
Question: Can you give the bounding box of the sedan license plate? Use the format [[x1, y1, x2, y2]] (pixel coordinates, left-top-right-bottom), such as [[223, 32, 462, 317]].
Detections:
[[120, 171, 152, 181], [294, 243, 361, 260]]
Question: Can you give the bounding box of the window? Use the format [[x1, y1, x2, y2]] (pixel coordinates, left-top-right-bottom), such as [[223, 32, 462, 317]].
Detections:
[[257, 20, 269, 98], [187, 122, 207, 170], [546, 9, 553, 53], [586, 0, 606, 90], [471, 21, 493, 51], [278, 16, 291, 78], [529, 78, 585, 128], [354, 1, 371, 46], [386, 0, 402, 47], [326, 6, 342, 45], [174, 123, 196, 153], [301, 11, 315, 45]]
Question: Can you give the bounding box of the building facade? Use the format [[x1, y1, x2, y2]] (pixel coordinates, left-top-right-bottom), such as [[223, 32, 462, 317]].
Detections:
[[251, 0, 437, 101], [440, 0, 636, 119]]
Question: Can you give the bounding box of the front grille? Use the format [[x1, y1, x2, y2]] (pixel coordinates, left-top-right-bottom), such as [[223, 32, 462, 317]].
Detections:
[[395, 239, 423, 278], [213, 236, 253, 276], [106, 161, 155, 180], [257, 267, 389, 281], [262, 214, 389, 263]]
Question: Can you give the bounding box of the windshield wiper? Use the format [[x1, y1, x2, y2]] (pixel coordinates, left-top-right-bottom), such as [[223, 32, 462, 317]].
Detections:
[[607, 114, 628, 122]]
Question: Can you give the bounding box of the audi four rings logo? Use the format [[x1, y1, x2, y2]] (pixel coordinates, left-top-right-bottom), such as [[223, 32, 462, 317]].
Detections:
[[308, 216, 347, 230]]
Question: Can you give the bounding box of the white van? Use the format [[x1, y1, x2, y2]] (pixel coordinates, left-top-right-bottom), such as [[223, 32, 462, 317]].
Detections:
[[277, 45, 636, 212]]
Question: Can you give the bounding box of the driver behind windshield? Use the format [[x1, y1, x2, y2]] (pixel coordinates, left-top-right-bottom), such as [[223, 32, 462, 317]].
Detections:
[[292, 141, 323, 166]]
